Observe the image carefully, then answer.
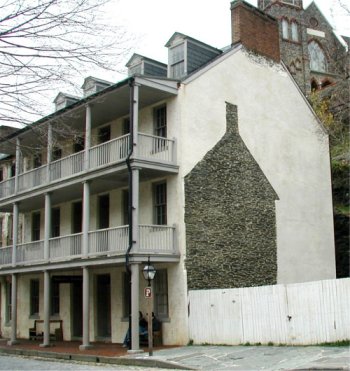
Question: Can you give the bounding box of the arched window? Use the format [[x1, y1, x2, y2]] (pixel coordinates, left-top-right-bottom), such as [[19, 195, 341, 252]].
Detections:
[[282, 18, 289, 39], [308, 41, 327, 72], [291, 21, 299, 42]]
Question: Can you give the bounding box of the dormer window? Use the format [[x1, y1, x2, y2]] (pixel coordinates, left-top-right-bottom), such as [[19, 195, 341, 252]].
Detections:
[[169, 43, 185, 78]]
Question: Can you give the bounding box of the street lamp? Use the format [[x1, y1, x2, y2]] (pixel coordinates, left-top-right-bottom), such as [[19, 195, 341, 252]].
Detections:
[[142, 257, 156, 356]]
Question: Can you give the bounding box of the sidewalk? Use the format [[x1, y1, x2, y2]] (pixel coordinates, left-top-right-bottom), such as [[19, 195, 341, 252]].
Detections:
[[0, 339, 349, 370]]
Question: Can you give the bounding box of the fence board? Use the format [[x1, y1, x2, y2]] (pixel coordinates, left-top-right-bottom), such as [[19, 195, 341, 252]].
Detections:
[[188, 278, 350, 345]]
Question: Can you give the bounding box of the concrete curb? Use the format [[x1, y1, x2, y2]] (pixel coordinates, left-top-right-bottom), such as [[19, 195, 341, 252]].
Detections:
[[0, 346, 194, 370]]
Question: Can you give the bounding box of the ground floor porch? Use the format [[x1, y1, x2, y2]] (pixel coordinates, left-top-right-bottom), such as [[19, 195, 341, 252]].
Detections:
[[0, 261, 189, 351]]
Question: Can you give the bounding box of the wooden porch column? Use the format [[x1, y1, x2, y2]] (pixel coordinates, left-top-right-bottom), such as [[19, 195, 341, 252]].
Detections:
[[44, 192, 52, 262], [84, 104, 92, 171], [46, 123, 52, 182], [14, 138, 20, 194], [11, 202, 18, 267], [7, 273, 19, 345], [79, 266, 92, 350], [129, 263, 140, 352], [82, 181, 90, 257], [40, 270, 51, 347]]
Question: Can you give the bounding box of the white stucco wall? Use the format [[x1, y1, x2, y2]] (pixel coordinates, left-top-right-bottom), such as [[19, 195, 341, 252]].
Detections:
[[174, 48, 335, 284]]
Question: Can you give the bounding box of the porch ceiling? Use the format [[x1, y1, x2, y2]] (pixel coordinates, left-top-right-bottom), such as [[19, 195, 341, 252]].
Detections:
[[0, 77, 178, 156]]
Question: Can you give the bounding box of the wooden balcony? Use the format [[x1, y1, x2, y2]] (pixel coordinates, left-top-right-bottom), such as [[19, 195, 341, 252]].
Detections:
[[0, 133, 177, 201], [0, 225, 178, 270]]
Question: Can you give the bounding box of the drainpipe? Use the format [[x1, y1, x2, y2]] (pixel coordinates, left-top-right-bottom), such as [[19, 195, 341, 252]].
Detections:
[[125, 78, 134, 349]]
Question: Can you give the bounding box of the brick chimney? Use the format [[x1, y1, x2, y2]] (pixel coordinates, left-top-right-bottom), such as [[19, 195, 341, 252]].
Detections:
[[231, 0, 280, 62]]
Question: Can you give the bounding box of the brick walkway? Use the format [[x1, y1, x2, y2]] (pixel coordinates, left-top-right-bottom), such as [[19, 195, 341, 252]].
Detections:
[[0, 339, 173, 358]]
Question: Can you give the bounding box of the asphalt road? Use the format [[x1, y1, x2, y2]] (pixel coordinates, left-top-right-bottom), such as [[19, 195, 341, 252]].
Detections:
[[0, 354, 170, 371]]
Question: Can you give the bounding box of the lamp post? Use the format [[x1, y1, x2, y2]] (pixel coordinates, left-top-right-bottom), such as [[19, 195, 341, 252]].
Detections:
[[142, 257, 156, 356]]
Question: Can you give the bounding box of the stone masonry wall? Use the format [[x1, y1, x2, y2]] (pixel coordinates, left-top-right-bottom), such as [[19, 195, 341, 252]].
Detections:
[[184, 103, 278, 290]]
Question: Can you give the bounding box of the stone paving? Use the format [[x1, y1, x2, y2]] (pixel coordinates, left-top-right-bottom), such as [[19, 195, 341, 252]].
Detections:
[[0, 339, 349, 370], [129, 345, 350, 370]]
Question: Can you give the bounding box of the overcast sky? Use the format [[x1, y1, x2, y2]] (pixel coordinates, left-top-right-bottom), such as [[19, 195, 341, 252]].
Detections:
[[106, 0, 350, 73]]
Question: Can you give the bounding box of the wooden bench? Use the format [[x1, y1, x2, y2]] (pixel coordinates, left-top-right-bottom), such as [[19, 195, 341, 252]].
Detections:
[[140, 325, 162, 346], [29, 319, 63, 341]]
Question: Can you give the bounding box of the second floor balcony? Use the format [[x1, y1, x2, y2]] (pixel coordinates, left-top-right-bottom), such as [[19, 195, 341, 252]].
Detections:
[[0, 224, 179, 271], [0, 133, 177, 201]]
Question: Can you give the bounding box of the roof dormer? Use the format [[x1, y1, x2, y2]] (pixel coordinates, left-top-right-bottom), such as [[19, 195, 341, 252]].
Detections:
[[126, 54, 167, 77], [81, 76, 112, 97], [165, 32, 222, 79], [53, 92, 80, 111]]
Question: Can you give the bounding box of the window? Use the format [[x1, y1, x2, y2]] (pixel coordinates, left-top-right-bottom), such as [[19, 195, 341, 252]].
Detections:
[[10, 163, 15, 178], [32, 212, 41, 241], [52, 147, 62, 161], [169, 43, 185, 78], [6, 280, 11, 323], [98, 194, 110, 229], [308, 41, 327, 72], [7, 215, 13, 245], [51, 207, 60, 238], [282, 18, 289, 39], [30, 280, 39, 317], [33, 154, 42, 169], [123, 118, 130, 135], [122, 272, 131, 318], [73, 137, 84, 153], [0, 168, 3, 182], [98, 126, 111, 144], [51, 281, 60, 316], [72, 201, 82, 233], [154, 269, 168, 319], [154, 106, 167, 138], [122, 190, 129, 225], [153, 182, 167, 225], [291, 21, 298, 42]]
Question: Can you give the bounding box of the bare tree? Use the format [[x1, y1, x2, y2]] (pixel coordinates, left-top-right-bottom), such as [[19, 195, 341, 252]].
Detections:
[[0, 0, 131, 126]]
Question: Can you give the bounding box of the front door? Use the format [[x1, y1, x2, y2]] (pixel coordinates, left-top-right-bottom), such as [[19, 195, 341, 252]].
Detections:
[[96, 274, 111, 338], [71, 280, 83, 338]]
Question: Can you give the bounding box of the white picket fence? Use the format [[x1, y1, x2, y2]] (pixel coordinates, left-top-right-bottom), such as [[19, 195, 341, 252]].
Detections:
[[188, 278, 350, 345]]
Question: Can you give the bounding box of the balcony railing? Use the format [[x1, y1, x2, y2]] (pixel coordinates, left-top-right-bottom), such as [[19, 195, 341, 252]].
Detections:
[[0, 225, 178, 267], [0, 133, 177, 200]]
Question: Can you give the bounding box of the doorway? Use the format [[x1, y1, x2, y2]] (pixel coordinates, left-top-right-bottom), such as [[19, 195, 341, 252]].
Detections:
[[71, 280, 83, 338], [96, 274, 111, 339]]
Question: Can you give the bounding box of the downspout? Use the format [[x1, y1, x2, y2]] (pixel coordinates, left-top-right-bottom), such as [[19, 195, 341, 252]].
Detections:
[[125, 77, 135, 348]]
